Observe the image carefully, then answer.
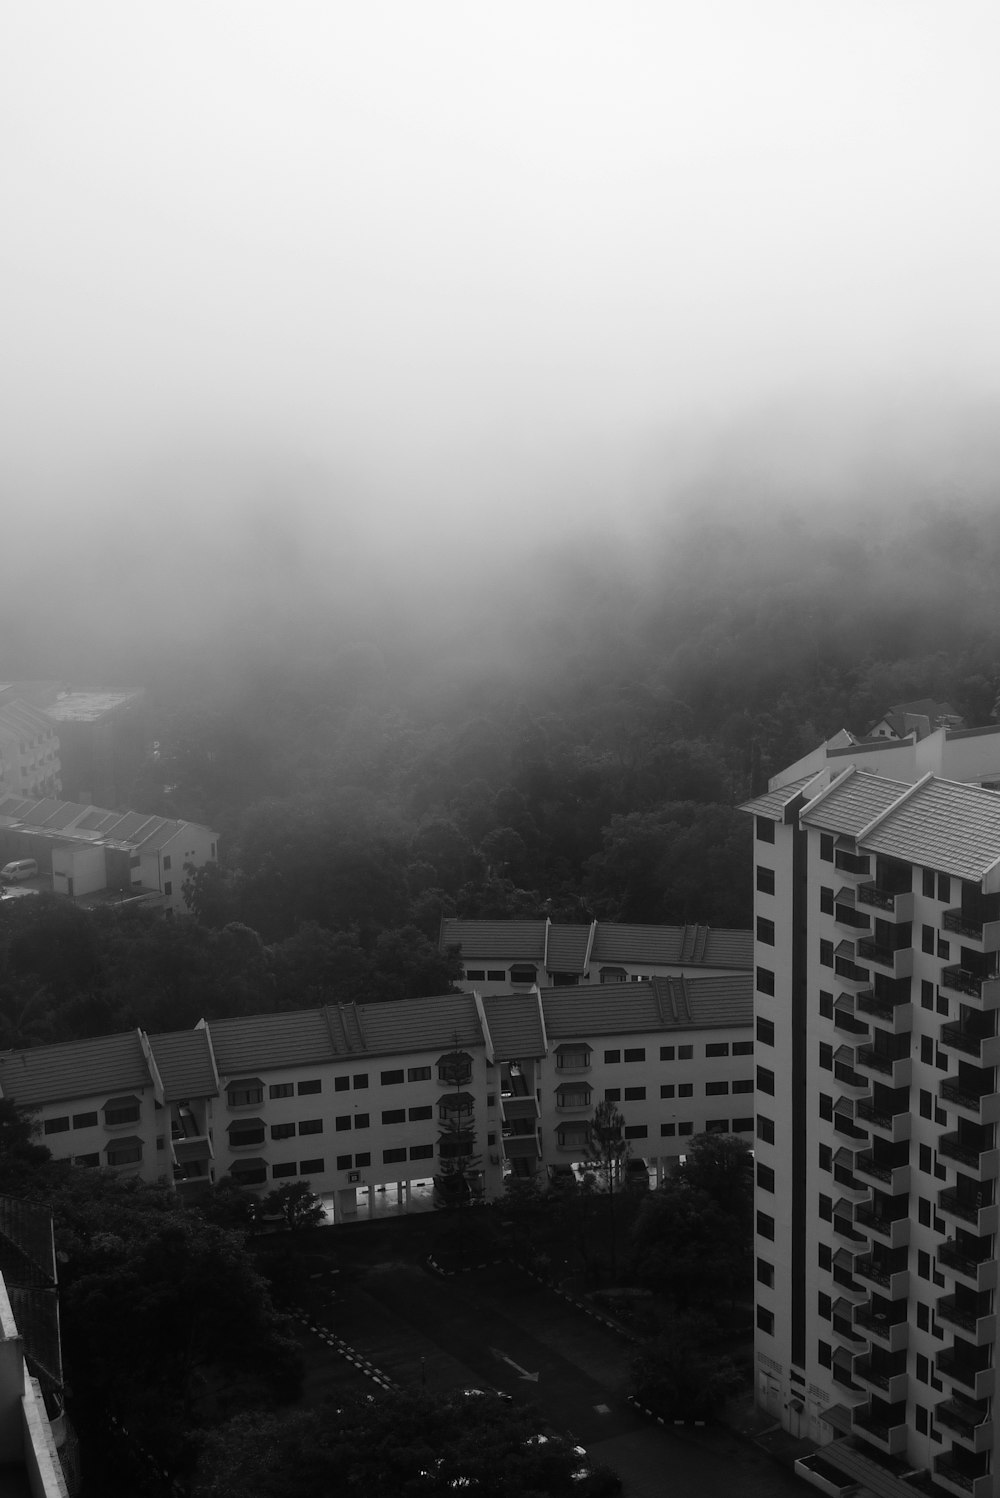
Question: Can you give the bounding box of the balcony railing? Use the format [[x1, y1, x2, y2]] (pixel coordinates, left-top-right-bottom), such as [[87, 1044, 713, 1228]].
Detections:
[[836, 956, 872, 984], [938, 1238, 998, 1291], [945, 910, 988, 941], [937, 1293, 997, 1343], [853, 1255, 909, 1299], [836, 904, 871, 930], [854, 1200, 910, 1247], [856, 1097, 910, 1141], [934, 1452, 992, 1498], [935, 1396, 993, 1453], [939, 1187, 998, 1234], [851, 1402, 908, 1455], [854, 1302, 909, 1351], [941, 1022, 1000, 1062], [852, 1355, 907, 1402], [936, 1346, 993, 1399], [940, 1079, 1000, 1122], [858, 883, 900, 911], [854, 1151, 909, 1193], [938, 1132, 999, 1177], [942, 967, 1000, 1007]]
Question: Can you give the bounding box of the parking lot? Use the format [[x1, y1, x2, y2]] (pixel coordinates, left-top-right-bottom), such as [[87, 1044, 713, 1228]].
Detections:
[[291, 1256, 807, 1498]]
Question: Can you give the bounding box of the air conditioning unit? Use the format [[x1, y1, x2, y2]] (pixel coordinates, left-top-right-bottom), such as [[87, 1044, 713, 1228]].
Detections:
[[347, 1170, 360, 1183]]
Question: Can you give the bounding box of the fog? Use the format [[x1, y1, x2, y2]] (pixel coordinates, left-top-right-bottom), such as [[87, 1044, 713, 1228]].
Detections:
[[3, 2, 1000, 679]]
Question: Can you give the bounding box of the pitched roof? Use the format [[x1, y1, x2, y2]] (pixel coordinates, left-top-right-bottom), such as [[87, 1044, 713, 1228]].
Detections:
[[443, 919, 752, 972], [739, 772, 819, 821], [207, 1008, 337, 1075], [147, 1029, 218, 1101], [439, 920, 548, 961], [799, 769, 911, 836], [540, 975, 752, 1039], [590, 923, 752, 969], [358, 994, 483, 1057], [861, 777, 1000, 882], [545, 924, 591, 974], [0, 1030, 152, 1107], [480, 993, 546, 1060]]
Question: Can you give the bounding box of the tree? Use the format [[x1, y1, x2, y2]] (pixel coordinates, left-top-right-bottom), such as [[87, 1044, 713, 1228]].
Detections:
[[631, 1310, 743, 1422], [674, 1131, 754, 1227], [584, 1099, 630, 1281], [258, 1181, 325, 1232]]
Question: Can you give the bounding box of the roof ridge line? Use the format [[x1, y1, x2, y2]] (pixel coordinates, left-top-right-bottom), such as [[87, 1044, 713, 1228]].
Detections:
[[855, 770, 934, 844]]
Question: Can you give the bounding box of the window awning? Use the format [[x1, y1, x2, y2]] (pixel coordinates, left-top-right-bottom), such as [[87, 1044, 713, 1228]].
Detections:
[[227, 1077, 264, 1089], [105, 1095, 140, 1107], [174, 1138, 213, 1163], [105, 1135, 143, 1152], [230, 1157, 266, 1174], [554, 1042, 590, 1053], [438, 1051, 470, 1067], [440, 1092, 475, 1109], [555, 1083, 591, 1097], [227, 1118, 264, 1134]]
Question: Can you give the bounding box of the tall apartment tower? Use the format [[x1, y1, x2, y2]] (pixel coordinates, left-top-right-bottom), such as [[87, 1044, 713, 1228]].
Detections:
[[745, 724, 1000, 1498]]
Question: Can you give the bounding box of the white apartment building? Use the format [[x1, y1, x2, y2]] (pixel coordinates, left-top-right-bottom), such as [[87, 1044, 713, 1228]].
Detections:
[[746, 720, 1000, 1498], [0, 975, 752, 1223], [0, 701, 61, 802], [439, 919, 752, 994]]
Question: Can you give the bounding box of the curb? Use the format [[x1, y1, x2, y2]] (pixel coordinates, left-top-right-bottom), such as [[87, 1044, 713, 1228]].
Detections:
[[517, 1264, 644, 1345], [291, 1308, 399, 1391]]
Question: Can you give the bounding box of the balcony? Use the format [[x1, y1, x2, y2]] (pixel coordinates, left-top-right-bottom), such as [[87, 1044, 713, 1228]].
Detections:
[[938, 1131, 1000, 1180], [833, 1204, 867, 1247], [934, 1450, 993, 1498], [856, 1045, 912, 1088], [835, 901, 871, 932], [833, 1154, 868, 1199], [856, 938, 913, 979], [850, 1401, 908, 1456], [853, 1253, 909, 1300], [853, 1300, 909, 1352], [938, 1239, 999, 1293], [857, 884, 914, 921], [856, 1094, 911, 1143], [942, 968, 1000, 1011], [941, 1022, 1000, 1068], [852, 1353, 907, 1403], [856, 987, 913, 1034], [936, 1344, 995, 1401], [832, 1297, 867, 1348], [836, 849, 871, 877], [832, 1248, 866, 1300], [944, 908, 1000, 952], [940, 1078, 1000, 1125], [834, 1047, 870, 1093], [854, 1197, 910, 1249], [935, 1396, 994, 1454], [836, 955, 872, 986], [854, 1150, 910, 1194], [939, 1187, 999, 1236], [937, 1292, 997, 1346]]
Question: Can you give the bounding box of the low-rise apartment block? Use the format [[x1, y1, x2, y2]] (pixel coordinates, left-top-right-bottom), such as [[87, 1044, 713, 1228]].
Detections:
[[0, 976, 752, 1222], [0, 700, 61, 802], [439, 918, 752, 994]]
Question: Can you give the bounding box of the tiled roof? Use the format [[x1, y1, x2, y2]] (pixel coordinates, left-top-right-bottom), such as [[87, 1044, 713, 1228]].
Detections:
[[590, 923, 752, 969], [0, 794, 215, 849], [540, 976, 751, 1039], [545, 925, 591, 974], [0, 1030, 152, 1107], [358, 994, 483, 1058], [739, 773, 819, 821], [148, 1029, 218, 1101], [207, 1008, 336, 1075], [480, 994, 546, 1060], [862, 777, 1000, 882], [439, 920, 547, 961], [799, 769, 911, 836]]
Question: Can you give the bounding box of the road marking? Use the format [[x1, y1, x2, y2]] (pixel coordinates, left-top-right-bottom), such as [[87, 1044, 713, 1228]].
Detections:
[[489, 1346, 539, 1382], [594, 1404, 611, 1414]]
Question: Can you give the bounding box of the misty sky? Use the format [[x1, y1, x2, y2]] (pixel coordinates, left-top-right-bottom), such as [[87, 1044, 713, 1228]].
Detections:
[[4, 2, 1000, 589]]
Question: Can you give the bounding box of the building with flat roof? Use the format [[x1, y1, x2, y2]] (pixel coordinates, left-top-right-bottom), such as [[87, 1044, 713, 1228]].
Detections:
[[0, 702, 61, 803], [0, 975, 752, 1223], [744, 719, 1000, 1498], [439, 919, 752, 994]]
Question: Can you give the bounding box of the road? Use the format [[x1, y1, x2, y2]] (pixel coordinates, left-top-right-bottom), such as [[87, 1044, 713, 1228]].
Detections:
[[297, 1259, 807, 1498]]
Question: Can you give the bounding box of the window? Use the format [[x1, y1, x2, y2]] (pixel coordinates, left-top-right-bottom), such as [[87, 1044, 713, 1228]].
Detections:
[[756, 866, 775, 895], [678, 1045, 693, 1060], [604, 1088, 621, 1102], [818, 1292, 831, 1319], [938, 874, 951, 903], [678, 1082, 693, 1098], [272, 1162, 297, 1178], [732, 1116, 754, 1132], [336, 1116, 352, 1131], [733, 1040, 753, 1056], [820, 886, 834, 915], [466, 969, 485, 980], [381, 1069, 405, 1086], [298, 1119, 323, 1135], [382, 1109, 406, 1125], [408, 1105, 433, 1121], [756, 967, 775, 996], [818, 1342, 832, 1370], [74, 1153, 99, 1167], [354, 1114, 370, 1129], [106, 1139, 142, 1167], [757, 1115, 775, 1144], [757, 1067, 775, 1096], [819, 1092, 832, 1120], [605, 1049, 621, 1063], [104, 1096, 142, 1125], [757, 1212, 775, 1241], [921, 1036, 934, 1065], [410, 1143, 434, 1160], [756, 1017, 775, 1046], [44, 1116, 70, 1134], [937, 937, 950, 960], [732, 1079, 753, 1094], [300, 1158, 325, 1173], [354, 1152, 371, 1167], [72, 1111, 97, 1129], [819, 1042, 832, 1071], [820, 833, 834, 862], [922, 925, 935, 954], [756, 918, 775, 946], [163, 881, 172, 897], [229, 1120, 265, 1146], [599, 966, 627, 983], [624, 1124, 647, 1138], [921, 980, 934, 1010], [660, 1084, 675, 1099], [919, 1090, 932, 1120], [337, 1154, 352, 1170], [819, 991, 833, 1019], [487, 970, 505, 982], [819, 1194, 832, 1221], [705, 1081, 729, 1096], [624, 1086, 646, 1101], [408, 1066, 432, 1082], [271, 1122, 295, 1140], [624, 1047, 645, 1063], [384, 1147, 407, 1164], [678, 1122, 693, 1136], [297, 1078, 321, 1095], [706, 1042, 729, 1057], [353, 1074, 369, 1090], [226, 1081, 262, 1108], [511, 965, 538, 984], [756, 817, 775, 843], [757, 1258, 774, 1287], [923, 869, 936, 897], [660, 1045, 675, 1061], [269, 1083, 294, 1099], [660, 1122, 676, 1137], [706, 1118, 729, 1133], [819, 1144, 831, 1171], [819, 940, 833, 968], [438, 1052, 472, 1084], [756, 1307, 774, 1336], [163, 855, 171, 871], [335, 1076, 350, 1092]]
